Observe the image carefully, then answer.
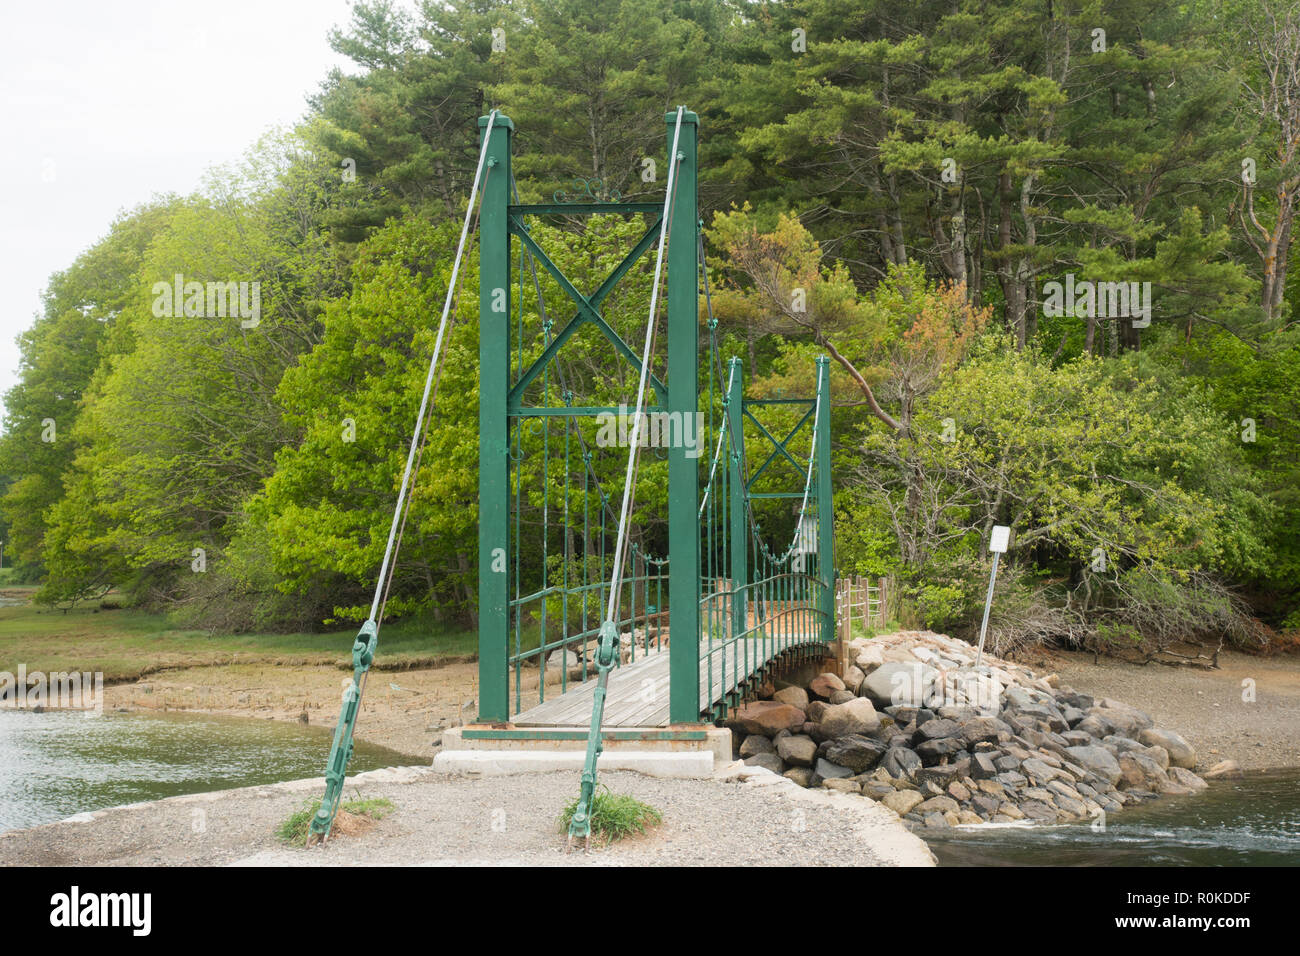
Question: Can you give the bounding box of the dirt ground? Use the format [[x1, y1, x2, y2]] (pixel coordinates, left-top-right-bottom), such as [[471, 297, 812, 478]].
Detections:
[[102, 661, 478, 759]]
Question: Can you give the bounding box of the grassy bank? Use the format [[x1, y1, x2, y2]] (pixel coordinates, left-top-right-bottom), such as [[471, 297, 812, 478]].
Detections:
[[0, 593, 479, 682]]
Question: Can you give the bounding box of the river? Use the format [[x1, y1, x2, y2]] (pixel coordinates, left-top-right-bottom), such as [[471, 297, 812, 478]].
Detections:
[[925, 769, 1300, 865], [0, 708, 421, 834]]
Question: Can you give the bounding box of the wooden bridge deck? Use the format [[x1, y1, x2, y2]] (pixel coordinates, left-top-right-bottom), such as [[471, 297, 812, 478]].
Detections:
[[510, 636, 821, 727]]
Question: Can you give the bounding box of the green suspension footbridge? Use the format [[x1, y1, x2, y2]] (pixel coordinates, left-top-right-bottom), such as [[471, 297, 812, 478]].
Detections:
[[309, 108, 838, 845]]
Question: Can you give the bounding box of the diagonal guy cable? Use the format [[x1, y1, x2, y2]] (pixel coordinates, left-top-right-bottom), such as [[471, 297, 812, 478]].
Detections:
[[603, 105, 685, 622]]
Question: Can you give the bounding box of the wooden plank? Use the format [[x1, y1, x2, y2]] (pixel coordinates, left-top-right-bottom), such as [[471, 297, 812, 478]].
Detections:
[[608, 654, 671, 726], [511, 635, 822, 727], [513, 649, 669, 726]]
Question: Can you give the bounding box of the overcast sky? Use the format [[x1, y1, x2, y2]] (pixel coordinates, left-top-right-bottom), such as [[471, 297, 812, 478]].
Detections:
[[0, 0, 361, 418]]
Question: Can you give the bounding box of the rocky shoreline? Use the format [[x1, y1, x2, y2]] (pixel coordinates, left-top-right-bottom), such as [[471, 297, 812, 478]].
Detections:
[[727, 631, 1239, 832]]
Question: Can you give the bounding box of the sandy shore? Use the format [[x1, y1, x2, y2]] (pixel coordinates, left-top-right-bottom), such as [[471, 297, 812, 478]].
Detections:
[[101, 660, 481, 759]]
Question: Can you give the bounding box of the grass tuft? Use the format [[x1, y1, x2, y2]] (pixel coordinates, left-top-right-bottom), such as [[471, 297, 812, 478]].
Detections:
[[559, 785, 662, 845], [276, 797, 394, 845]]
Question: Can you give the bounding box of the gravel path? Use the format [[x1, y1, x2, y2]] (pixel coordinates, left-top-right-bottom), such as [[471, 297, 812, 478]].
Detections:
[[0, 765, 934, 867], [1041, 648, 1300, 771]]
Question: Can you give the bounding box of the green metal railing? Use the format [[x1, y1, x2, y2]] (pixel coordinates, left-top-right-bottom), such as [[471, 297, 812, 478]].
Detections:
[[698, 355, 834, 720]]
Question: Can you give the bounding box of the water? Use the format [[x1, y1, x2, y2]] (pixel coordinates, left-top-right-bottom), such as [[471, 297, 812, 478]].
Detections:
[[926, 769, 1300, 866], [0, 708, 421, 834]]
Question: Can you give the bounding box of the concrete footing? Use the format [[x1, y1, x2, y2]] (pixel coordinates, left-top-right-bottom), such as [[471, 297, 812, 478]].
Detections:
[[432, 749, 716, 777], [432, 724, 731, 777]]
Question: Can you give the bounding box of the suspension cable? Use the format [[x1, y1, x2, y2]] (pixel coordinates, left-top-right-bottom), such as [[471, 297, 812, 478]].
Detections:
[[604, 106, 685, 622], [698, 361, 736, 516]]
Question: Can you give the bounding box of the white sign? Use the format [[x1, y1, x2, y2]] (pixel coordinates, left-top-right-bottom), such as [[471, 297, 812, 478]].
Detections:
[[796, 515, 817, 553], [989, 525, 1011, 554]]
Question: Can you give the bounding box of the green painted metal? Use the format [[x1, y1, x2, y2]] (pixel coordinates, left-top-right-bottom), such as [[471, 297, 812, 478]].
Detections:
[[511, 202, 663, 216], [744, 405, 813, 486], [666, 109, 701, 724], [512, 405, 662, 418], [477, 113, 513, 722], [727, 357, 748, 648], [815, 357, 835, 644], [506, 216, 665, 406], [474, 107, 833, 733], [567, 619, 619, 845], [508, 220, 669, 407], [307, 620, 376, 841]]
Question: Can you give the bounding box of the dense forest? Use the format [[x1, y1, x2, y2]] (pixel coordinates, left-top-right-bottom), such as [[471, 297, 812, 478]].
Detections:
[[2, 0, 1298, 661]]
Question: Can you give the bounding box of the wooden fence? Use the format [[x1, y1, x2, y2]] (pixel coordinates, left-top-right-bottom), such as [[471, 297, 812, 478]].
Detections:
[[836, 574, 889, 635]]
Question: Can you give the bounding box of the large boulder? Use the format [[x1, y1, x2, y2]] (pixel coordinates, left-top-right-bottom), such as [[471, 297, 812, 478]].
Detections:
[[1203, 759, 1243, 780], [1061, 729, 1094, 748], [916, 763, 969, 788], [881, 790, 924, 815], [1021, 757, 1069, 785], [1167, 766, 1208, 791], [809, 672, 846, 700], [772, 685, 810, 710], [1138, 728, 1197, 769], [913, 717, 961, 743], [861, 780, 896, 800], [854, 643, 884, 672], [1139, 744, 1170, 770], [915, 736, 967, 764], [818, 697, 880, 738], [739, 734, 775, 758], [1056, 691, 1095, 711], [881, 746, 922, 780], [545, 650, 583, 678], [950, 672, 1004, 713], [783, 767, 813, 787], [818, 734, 888, 773], [776, 733, 818, 767], [813, 757, 854, 781], [970, 752, 999, 780], [960, 716, 1012, 748], [861, 661, 938, 708], [732, 700, 806, 737], [1066, 745, 1123, 787], [1117, 751, 1169, 790], [1074, 714, 1113, 739], [1091, 700, 1154, 738], [742, 752, 784, 774], [842, 665, 866, 694], [916, 794, 960, 815], [972, 793, 1002, 817]]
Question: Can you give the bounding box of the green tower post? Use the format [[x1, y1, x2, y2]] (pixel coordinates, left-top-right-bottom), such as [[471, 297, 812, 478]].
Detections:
[[815, 356, 835, 645], [477, 113, 513, 722], [666, 109, 701, 724], [727, 357, 747, 643]]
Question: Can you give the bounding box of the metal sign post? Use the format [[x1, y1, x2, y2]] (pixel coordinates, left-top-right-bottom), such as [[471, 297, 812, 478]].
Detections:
[[975, 525, 1010, 668]]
